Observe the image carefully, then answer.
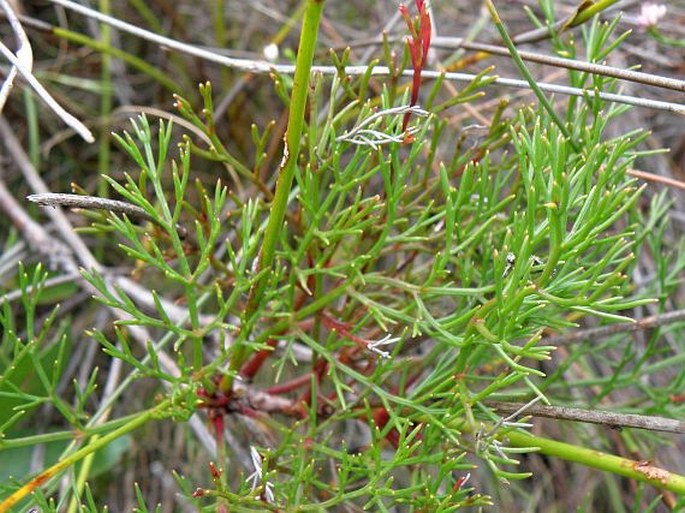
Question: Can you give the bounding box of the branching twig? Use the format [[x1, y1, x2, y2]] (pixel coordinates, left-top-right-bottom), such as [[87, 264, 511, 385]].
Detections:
[[26, 192, 189, 237]]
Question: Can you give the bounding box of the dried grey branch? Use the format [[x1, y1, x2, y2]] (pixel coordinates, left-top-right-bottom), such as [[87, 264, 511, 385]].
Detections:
[[0, 40, 93, 142], [345, 35, 685, 93], [27, 192, 155, 223], [543, 309, 685, 346], [47, 0, 685, 114], [0, 0, 32, 112], [488, 401, 685, 434], [433, 37, 685, 93]]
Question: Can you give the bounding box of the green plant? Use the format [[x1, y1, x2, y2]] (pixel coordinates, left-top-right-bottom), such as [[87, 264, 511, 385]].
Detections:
[[2, 1, 685, 511]]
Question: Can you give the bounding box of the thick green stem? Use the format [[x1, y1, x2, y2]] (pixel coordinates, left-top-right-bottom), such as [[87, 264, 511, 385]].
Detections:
[[0, 400, 170, 513], [506, 429, 685, 495], [571, 0, 621, 26], [222, 0, 326, 392]]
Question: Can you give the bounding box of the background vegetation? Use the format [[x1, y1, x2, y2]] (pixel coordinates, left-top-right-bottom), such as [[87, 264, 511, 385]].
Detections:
[[1, 0, 685, 511]]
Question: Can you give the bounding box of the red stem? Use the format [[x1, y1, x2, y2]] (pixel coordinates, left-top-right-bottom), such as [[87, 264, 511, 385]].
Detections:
[[265, 372, 313, 395]]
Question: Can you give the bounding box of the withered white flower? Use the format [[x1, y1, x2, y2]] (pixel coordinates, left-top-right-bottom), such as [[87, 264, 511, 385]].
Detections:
[[367, 333, 400, 358], [337, 105, 429, 150], [246, 446, 275, 503]]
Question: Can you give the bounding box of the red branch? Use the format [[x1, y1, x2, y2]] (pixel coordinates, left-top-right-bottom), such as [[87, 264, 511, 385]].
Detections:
[[400, 0, 432, 133]]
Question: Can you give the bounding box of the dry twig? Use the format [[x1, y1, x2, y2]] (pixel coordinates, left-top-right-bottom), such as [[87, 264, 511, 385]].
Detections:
[[45, 0, 685, 114], [488, 401, 685, 434], [543, 309, 685, 346]]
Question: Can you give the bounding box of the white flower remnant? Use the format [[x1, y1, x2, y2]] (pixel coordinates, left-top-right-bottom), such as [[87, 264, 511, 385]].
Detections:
[[247, 446, 275, 504], [637, 3, 666, 29], [502, 252, 516, 277], [263, 43, 279, 62], [336, 105, 430, 150], [367, 333, 400, 359]]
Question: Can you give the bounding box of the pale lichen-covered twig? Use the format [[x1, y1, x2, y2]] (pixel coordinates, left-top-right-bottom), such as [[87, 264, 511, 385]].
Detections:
[[27, 192, 155, 223]]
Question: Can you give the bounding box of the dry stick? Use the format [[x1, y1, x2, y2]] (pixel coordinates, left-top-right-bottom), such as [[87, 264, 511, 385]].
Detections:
[[46, 0, 685, 114], [433, 37, 685, 93], [0, 274, 77, 304], [0, 40, 93, 142], [627, 168, 685, 191], [344, 36, 685, 93], [0, 0, 31, 112], [487, 401, 685, 434], [26, 192, 192, 237], [27, 192, 155, 222], [24, 191, 192, 237], [543, 308, 685, 346]]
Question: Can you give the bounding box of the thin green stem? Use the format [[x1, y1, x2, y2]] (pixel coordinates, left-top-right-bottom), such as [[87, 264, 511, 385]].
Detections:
[[0, 413, 142, 450], [214, 0, 230, 88], [67, 435, 98, 513], [214, 0, 226, 49], [96, 0, 112, 264], [648, 27, 685, 48], [222, 0, 326, 392], [22, 90, 40, 168], [485, 0, 579, 152], [127, 0, 161, 31], [52, 27, 179, 93]]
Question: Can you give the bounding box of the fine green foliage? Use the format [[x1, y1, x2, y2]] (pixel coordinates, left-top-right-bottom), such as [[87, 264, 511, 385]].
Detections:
[[1, 1, 685, 512]]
